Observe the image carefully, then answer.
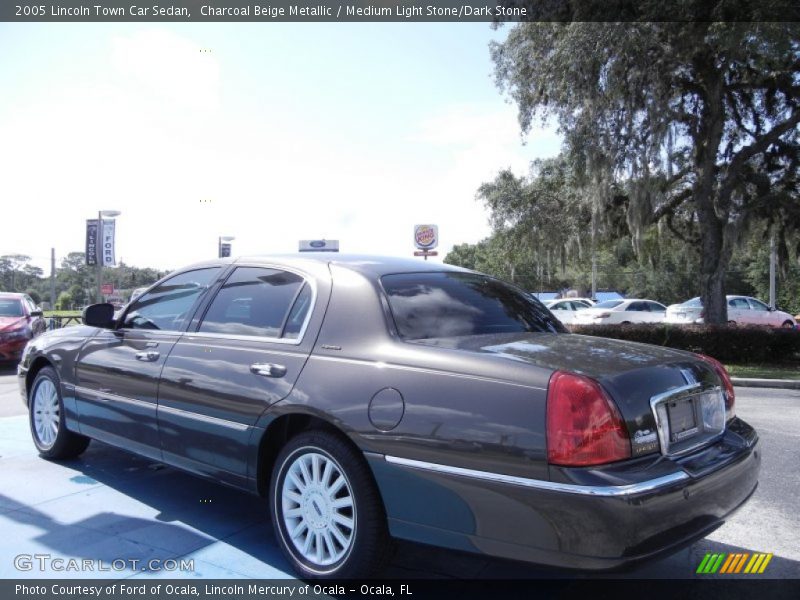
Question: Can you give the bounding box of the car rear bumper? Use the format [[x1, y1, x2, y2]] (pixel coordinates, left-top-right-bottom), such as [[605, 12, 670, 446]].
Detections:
[[368, 418, 760, 570]]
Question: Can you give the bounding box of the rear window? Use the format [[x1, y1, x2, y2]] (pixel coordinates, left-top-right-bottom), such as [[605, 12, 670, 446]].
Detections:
[[381, 272, 565, 340], [682, 297, 702, 307]]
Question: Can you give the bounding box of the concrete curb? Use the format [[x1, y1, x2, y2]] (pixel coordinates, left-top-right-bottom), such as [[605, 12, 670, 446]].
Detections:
[[731, 377, 800, 389]]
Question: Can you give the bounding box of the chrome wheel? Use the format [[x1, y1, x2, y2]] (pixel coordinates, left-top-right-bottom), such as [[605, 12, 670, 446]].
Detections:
[[280, 450, 356, 567], [32, 378, 59, 449]]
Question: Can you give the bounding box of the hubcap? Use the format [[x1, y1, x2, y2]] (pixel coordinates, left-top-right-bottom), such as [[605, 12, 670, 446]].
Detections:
[[281, 451, 355, 567], [32, 378, 59, 449]]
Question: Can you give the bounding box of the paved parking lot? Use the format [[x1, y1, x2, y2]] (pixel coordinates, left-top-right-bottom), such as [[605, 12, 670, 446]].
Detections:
[[1, 364, 798, 580]]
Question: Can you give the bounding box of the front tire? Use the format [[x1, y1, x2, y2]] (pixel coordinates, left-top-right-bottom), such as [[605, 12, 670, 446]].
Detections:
[[781, 320, 795, 329], [29, 366, 91, 459], [269, 430, 391, 578]]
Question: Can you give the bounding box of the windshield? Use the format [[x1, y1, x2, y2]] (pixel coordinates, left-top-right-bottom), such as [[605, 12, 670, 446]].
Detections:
[[382, 272, 565, 340], [0, 299, 24, 317], [594, 300, 624, 309]]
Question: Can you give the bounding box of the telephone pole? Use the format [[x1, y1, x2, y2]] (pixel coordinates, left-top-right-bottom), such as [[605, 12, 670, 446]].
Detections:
[[50, 248, 56, 308]]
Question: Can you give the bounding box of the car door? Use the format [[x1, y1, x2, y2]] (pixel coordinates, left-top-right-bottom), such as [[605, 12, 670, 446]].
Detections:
[[623, 302, 646, 323], [746, 297, 772, 326], [646, 301, 667, 323], [156, 265, 319, 482], [728, 297, 752, 324], [74, 267, 223, 459]]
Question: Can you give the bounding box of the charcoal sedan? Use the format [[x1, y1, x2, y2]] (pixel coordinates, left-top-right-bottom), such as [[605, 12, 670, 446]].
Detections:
[[17, 255, 760, 578]]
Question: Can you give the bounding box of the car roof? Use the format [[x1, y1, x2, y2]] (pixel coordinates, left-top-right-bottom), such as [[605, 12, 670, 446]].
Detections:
[[177, 254, 472, 278], [0, 292, 25, 299]]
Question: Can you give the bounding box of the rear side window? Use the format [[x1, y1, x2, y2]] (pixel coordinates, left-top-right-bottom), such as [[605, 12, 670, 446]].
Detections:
[[381, 272, 565, 340], [199, 267, 306, 339], [729, 298, 750, 309]]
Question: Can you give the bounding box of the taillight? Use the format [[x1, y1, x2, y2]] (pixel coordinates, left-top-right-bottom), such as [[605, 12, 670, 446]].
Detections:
[[546, 371, 631, 466], [695, 354, 736, 421]]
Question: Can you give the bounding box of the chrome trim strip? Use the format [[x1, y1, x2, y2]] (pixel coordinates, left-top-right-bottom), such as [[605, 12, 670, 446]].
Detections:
[[75, 386, 250, 432], [383, 455, 689, 497], [74, 385, 153, 409], [157, 404, 250, 432], [180, 331, 305, 347]]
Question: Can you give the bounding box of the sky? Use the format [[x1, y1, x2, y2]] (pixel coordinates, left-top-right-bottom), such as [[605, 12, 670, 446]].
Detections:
[[0, 22, 561, 274]]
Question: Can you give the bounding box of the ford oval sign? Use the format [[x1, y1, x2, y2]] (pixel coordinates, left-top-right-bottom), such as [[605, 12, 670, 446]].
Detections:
[[414, 224, 438, 250], [299, 239, 340, 252]]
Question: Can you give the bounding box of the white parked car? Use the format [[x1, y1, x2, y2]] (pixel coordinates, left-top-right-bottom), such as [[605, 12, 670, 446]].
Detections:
[[545, 298, 594, 325], [665, 296, 797, 328], [573, 299, 667, 325]]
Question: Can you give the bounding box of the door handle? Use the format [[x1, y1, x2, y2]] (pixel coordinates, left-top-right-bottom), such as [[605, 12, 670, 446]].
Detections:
[[135, 350, 160, 362], [250, 363, 287, 378]]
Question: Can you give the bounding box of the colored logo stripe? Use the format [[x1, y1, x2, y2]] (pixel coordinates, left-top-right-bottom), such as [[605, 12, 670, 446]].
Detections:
[[697, 552, 772, 574]]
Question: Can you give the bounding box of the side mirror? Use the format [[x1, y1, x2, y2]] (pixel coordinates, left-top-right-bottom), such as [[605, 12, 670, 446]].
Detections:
[[30, 310, 44, 317], [82, 303, 116, 328]]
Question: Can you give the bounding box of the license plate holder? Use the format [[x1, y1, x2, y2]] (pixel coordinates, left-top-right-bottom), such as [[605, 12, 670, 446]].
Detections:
[[651, 384, 726, 456], [666, 397, 698, 442]]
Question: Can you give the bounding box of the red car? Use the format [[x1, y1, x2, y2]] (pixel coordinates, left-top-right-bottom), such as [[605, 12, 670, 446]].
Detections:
[[0, 293, 46, 362]]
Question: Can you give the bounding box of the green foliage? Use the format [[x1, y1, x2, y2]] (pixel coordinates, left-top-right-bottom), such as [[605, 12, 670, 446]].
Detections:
[[55, 291, 73, 311], [571, 324, 800, 364], [491, 20, 800, 323], [0, 250, 167, 309]]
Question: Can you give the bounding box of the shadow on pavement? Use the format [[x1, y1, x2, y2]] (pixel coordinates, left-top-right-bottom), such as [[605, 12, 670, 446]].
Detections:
[[3, 441, 798, 579], [0, 363, 18, 376]]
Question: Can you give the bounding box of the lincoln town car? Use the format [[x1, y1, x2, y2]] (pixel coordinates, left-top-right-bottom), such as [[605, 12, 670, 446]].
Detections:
[[18, 255, 760, 578]]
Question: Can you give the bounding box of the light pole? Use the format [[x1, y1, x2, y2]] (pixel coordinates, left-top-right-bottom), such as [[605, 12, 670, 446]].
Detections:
[[218, 235, 235, 258], [96, 210, 121, 303]]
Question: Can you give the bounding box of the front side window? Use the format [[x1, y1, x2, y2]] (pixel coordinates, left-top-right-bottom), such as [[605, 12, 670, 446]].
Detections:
[[198, 267, 307, 339], [382, 272, 564, 340], [748, 298, 769, 311], [123, 267, 221, 331], [729, 298, 750, 310]]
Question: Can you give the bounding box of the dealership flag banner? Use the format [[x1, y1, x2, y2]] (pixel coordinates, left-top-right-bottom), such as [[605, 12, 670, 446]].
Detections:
[[102, 219, 116, 267], [85, 219, 98, 266]]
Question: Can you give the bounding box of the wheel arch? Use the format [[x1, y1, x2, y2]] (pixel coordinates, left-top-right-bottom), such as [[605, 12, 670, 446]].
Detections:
[[254, 413, 379, 499], [25, 357, 55, 406]]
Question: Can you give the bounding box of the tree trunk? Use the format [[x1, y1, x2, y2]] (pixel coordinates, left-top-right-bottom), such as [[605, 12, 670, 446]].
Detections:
[[696, 210, 729, 324], [692, 49, 729, 324]]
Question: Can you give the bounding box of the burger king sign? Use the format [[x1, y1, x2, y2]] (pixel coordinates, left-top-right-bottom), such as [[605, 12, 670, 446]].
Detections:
[[414, 224, 438, 250]]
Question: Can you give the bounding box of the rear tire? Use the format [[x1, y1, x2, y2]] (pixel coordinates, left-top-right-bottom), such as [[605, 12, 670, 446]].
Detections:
[[29, 366, 91, 459], [781, 320, 795, 329], [269, 430, 392, 578]]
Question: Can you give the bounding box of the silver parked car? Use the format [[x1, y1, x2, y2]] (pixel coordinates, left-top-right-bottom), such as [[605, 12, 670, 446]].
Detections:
[[665, 295, 797, 328]]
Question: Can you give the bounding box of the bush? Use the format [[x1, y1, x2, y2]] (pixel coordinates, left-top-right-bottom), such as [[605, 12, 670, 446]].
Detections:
[[55, 291, 73, 311], [569, 324, 800, 364]]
